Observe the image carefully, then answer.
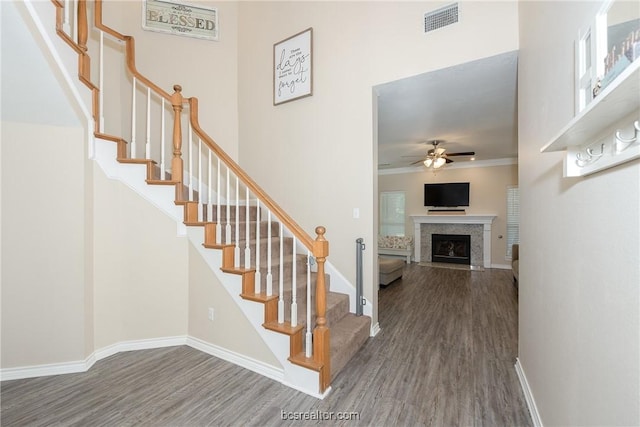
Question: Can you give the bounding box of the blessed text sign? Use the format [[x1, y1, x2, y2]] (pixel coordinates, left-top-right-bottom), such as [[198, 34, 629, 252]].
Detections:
[[273, 28, 313, 105], [143, 0, 218, 41]]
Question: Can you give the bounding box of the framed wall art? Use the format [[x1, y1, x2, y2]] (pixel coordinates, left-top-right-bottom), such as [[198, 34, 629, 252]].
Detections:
[[273, 28, 313, 105], [143, 0, 219, 41]]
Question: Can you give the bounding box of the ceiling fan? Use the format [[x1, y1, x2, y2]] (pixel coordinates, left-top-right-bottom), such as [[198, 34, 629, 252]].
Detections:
[[408, 140, 475, 169]]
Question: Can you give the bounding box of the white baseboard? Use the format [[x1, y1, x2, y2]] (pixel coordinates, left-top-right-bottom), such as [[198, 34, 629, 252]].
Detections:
[[0, 359, 89, 381], [93, 336, 188, 362], [186, 336, 284, 384], [515, 358, 543, 427], [491, 263, 512, 270], [370, 322, 381, 337], [0, 336, 188, 382]]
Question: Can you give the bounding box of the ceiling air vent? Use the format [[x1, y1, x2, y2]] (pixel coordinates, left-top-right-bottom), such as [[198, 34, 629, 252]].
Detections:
[[424, 3, 459, 33]]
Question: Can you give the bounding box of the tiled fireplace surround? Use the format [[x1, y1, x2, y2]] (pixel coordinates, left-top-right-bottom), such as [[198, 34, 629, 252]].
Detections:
[[411, 214, 496, 268]]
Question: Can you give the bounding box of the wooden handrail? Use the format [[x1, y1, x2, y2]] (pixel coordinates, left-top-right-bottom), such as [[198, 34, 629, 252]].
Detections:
[[91, 0, 320, 254], [51, 0, 100, 131], [187, 98, 318, 252], [93, 1, 171, 101]]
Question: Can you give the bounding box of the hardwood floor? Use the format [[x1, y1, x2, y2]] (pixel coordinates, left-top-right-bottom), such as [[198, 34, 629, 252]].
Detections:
[[1, 264, 531, 426]]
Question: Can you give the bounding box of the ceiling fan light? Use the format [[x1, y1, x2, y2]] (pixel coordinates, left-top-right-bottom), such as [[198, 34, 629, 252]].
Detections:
[[434, 157, 446, 168], [424, 158, 433, 167]]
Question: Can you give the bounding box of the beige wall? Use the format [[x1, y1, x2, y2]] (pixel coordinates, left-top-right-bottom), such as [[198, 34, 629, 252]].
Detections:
[[379, 163, 518, 265], [237, 1, 519, 325], [518, 1, 639, 425], [100, 0, 240, 159], [92, 165, 189, 349], [1, 121, 89, 367], [2, 0, 282, 372], [0, 119, 192, 366], [187, 244, 280, 366]]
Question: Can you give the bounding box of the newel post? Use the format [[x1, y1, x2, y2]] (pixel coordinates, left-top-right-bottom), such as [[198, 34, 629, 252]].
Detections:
[[77, 0, 88, 51], [313, 226, 331, 392], [77, 0, 90, 78], [170, 85, 184, 191]]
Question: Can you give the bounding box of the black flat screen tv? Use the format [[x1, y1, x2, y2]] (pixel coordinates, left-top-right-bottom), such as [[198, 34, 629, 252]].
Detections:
[[424, 182, 470, 207]]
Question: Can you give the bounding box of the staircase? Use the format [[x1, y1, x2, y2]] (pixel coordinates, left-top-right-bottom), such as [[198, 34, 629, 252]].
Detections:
[[37, 0, 371, 396]]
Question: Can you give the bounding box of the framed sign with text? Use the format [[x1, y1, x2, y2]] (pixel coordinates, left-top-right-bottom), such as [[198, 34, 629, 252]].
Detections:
[[143, 0, 218, 41], [273, 28, 313, 105]]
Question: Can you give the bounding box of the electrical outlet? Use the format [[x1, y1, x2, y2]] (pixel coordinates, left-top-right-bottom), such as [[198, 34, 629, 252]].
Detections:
[[208, 308, 215, 321]]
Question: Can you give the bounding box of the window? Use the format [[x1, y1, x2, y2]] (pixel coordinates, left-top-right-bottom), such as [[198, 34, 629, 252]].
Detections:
[[506, 186, 519, 259], [379, 191, 405, 236]]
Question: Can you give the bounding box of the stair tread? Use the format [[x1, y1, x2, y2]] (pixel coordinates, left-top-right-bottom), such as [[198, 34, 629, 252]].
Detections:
[[117, 158, 156, 165], [329, 313, 371, 381], [241, 292, 279, 303], [288, 353, 323, 371], [221, 267, 255, 275], [146, 179, 180, 185], [263, 320, 305, 335]]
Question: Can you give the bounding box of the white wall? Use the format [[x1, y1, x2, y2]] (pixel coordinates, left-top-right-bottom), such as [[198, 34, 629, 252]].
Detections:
[[379, 163, 518, 265], [518, 1, 640, 425], [237, 1, 520, 325]]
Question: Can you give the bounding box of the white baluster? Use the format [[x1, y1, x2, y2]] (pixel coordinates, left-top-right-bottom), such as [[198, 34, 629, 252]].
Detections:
[[225, 168, 231, 244], [145, 87, 151, 159], [291, 238, 297, 327], [254, 200, 261, 294], [72, 0, 78, 45], [216, 158, 222, 244], [99, 31, 104, 133], [244, 186, 251, 270], [278, 222, 284, 324], [198, 138, 203, 221], [131, 76, 137, 158], [306, 251, 312, 358], [266, 210, 273, 296], [63, 0, 71, 34], [207, 150, 212, 222], [234, 176, 240, 268], [160, 99, 165, 180], [188, 122, 193, 201]]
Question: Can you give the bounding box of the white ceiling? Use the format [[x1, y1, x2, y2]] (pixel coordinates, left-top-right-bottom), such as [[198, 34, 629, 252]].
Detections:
[[376, 50, 518, 170]]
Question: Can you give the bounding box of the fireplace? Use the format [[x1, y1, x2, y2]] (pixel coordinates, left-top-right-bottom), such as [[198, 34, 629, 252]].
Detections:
[[431, 234, 471, 265], [411, 214, 495, 268]]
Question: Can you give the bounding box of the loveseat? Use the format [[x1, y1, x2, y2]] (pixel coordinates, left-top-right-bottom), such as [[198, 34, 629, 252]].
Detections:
[[512, 244, 519, 284], [378, 235, 413, 263]]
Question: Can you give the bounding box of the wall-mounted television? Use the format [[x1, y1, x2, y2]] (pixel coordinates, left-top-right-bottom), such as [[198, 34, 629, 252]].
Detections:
[[424, 182, 470, 207]]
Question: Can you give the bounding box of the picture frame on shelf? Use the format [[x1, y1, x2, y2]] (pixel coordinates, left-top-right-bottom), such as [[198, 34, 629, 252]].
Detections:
[[273, 28, 313, 106], [575, 0, 639, 114]]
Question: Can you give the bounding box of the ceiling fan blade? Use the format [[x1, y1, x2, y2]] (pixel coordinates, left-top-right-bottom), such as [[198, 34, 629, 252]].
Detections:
[[409, 159, 425, 165], [446, 151, 475, 156], [445, 157, 454, 163], [435, 147, 446, 155]]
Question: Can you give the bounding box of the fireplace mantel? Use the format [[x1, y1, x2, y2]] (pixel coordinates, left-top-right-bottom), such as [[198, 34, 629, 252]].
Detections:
[[410, 214, 497, 268]]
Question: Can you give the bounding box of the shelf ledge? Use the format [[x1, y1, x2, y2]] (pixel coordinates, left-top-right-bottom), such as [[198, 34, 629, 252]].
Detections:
[[541, 59, 639, 154]]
